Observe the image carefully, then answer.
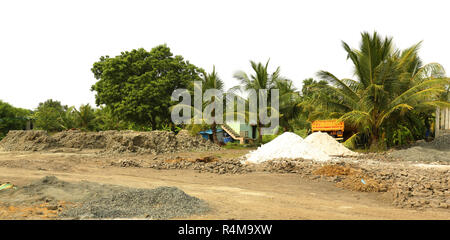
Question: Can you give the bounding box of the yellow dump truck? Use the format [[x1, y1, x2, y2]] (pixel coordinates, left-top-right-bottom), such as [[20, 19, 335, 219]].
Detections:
[[311, 120, 344, 141]]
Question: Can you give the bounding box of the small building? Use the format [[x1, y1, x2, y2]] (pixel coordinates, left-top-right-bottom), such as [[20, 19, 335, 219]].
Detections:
[[199, 120, 279, 144]]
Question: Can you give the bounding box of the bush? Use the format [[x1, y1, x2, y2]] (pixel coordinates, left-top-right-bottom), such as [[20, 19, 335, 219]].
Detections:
[[262, 134, 277, 144], [294, 129, 308, 138], [0, 100, 31, 136]]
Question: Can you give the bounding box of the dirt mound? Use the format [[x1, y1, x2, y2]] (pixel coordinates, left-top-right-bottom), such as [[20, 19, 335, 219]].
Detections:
[[314, 164, 387, 192], [175, 130, 220, 152], [103, 130, 178, 154], [0, 176, 209, 219], [0, 130, 56, 151], [336, 174, 387, 192], [52, 130, 107, 149], [313, 165, 355, 176], [0, 130, 221, 154]]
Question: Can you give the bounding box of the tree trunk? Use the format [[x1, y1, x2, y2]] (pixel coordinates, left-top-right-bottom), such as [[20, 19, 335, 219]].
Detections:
[[257, 122, 262, 144], [369, 130, 381, 152], [211, 105, 219, 144], [211, 122, 219, 144]]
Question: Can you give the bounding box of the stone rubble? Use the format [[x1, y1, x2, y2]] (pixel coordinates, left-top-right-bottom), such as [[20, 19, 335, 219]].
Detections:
[[123, 155, 450, 210]]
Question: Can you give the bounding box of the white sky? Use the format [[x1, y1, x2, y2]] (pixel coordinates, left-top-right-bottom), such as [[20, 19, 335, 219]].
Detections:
[[1, 0, 449, 110]]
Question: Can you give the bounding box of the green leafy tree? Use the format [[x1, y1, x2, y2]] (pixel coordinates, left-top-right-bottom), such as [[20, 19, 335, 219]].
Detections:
[[317, 32, 450, 150], [0, 100, 31, 138], [94, 106, 128, 131], [34, 99, 69, 132], [275, 79, 302, 131], [91, 45, 203, 130], [172, 66, 225, 143], [59, 106, 77, 130]]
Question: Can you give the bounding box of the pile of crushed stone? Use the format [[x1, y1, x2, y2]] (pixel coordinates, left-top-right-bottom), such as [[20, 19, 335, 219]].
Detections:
[[245, 132, 356, 163], [388, 133, 450, 163], [426, 134, 450, 150], [0, 176, 209, 219], [0, 130, 220, 154]]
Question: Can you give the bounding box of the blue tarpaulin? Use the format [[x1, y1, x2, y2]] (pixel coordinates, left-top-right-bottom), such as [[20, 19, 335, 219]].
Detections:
[[199, 129, 223, 135], [199, 129, 225, 140]]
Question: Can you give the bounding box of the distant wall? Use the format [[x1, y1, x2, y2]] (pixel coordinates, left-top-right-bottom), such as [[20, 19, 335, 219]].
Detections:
[[436, 107, 450, 137]]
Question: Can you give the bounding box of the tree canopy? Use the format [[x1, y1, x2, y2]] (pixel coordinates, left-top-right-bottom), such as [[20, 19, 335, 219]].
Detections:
[[0, 100, 31, 139], [316, 31, 450, 150], [91, 45, 204, 129]]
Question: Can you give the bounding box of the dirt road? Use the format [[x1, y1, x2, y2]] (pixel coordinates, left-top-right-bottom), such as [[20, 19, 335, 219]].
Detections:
[[0, 151, 449, 220]]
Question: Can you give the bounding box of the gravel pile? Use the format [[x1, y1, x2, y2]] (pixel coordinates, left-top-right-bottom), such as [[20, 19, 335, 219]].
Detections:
[[145, 158, 253, 174], [388, 133, 450, 163], [427, 134, 450, 150], [61, 187, 209, 219], [0, 176, 210, 219]]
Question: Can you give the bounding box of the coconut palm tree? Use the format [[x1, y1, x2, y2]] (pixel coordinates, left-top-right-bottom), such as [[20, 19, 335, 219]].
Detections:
[[233, 60, 283, 143], [173, 66, 226, 144], [317, 31, 450, 150], [275, 79, 302, 131], [74, 104, 96, 130], [201, 66, 225, 144]]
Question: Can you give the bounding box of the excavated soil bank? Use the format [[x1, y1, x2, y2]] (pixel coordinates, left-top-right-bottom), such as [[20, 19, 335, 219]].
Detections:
[[0, 130, 220, 154], [0, 176, 209, 219]]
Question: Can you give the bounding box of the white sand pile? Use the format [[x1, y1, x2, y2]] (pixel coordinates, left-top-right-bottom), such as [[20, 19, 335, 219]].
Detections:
[[245, 132, 331, 163], [303, 132, 358, 156]]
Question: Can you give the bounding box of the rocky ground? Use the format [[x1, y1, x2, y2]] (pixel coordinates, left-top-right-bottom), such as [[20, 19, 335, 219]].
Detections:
[[0, 131, 448, 219], [110, 154, 449, 210]]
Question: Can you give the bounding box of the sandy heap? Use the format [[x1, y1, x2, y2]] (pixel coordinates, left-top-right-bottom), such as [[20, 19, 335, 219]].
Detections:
[[245, 132, 331, 163], [303, 132, 358, 156], [245, 131, 356, 163]]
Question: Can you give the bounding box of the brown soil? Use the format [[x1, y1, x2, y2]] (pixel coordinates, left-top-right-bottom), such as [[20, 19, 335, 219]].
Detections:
[[336, 174, 387, 192], [313, 165, 356, 176], [0, 201, 73, 220], [314, 164, 387, 192]]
